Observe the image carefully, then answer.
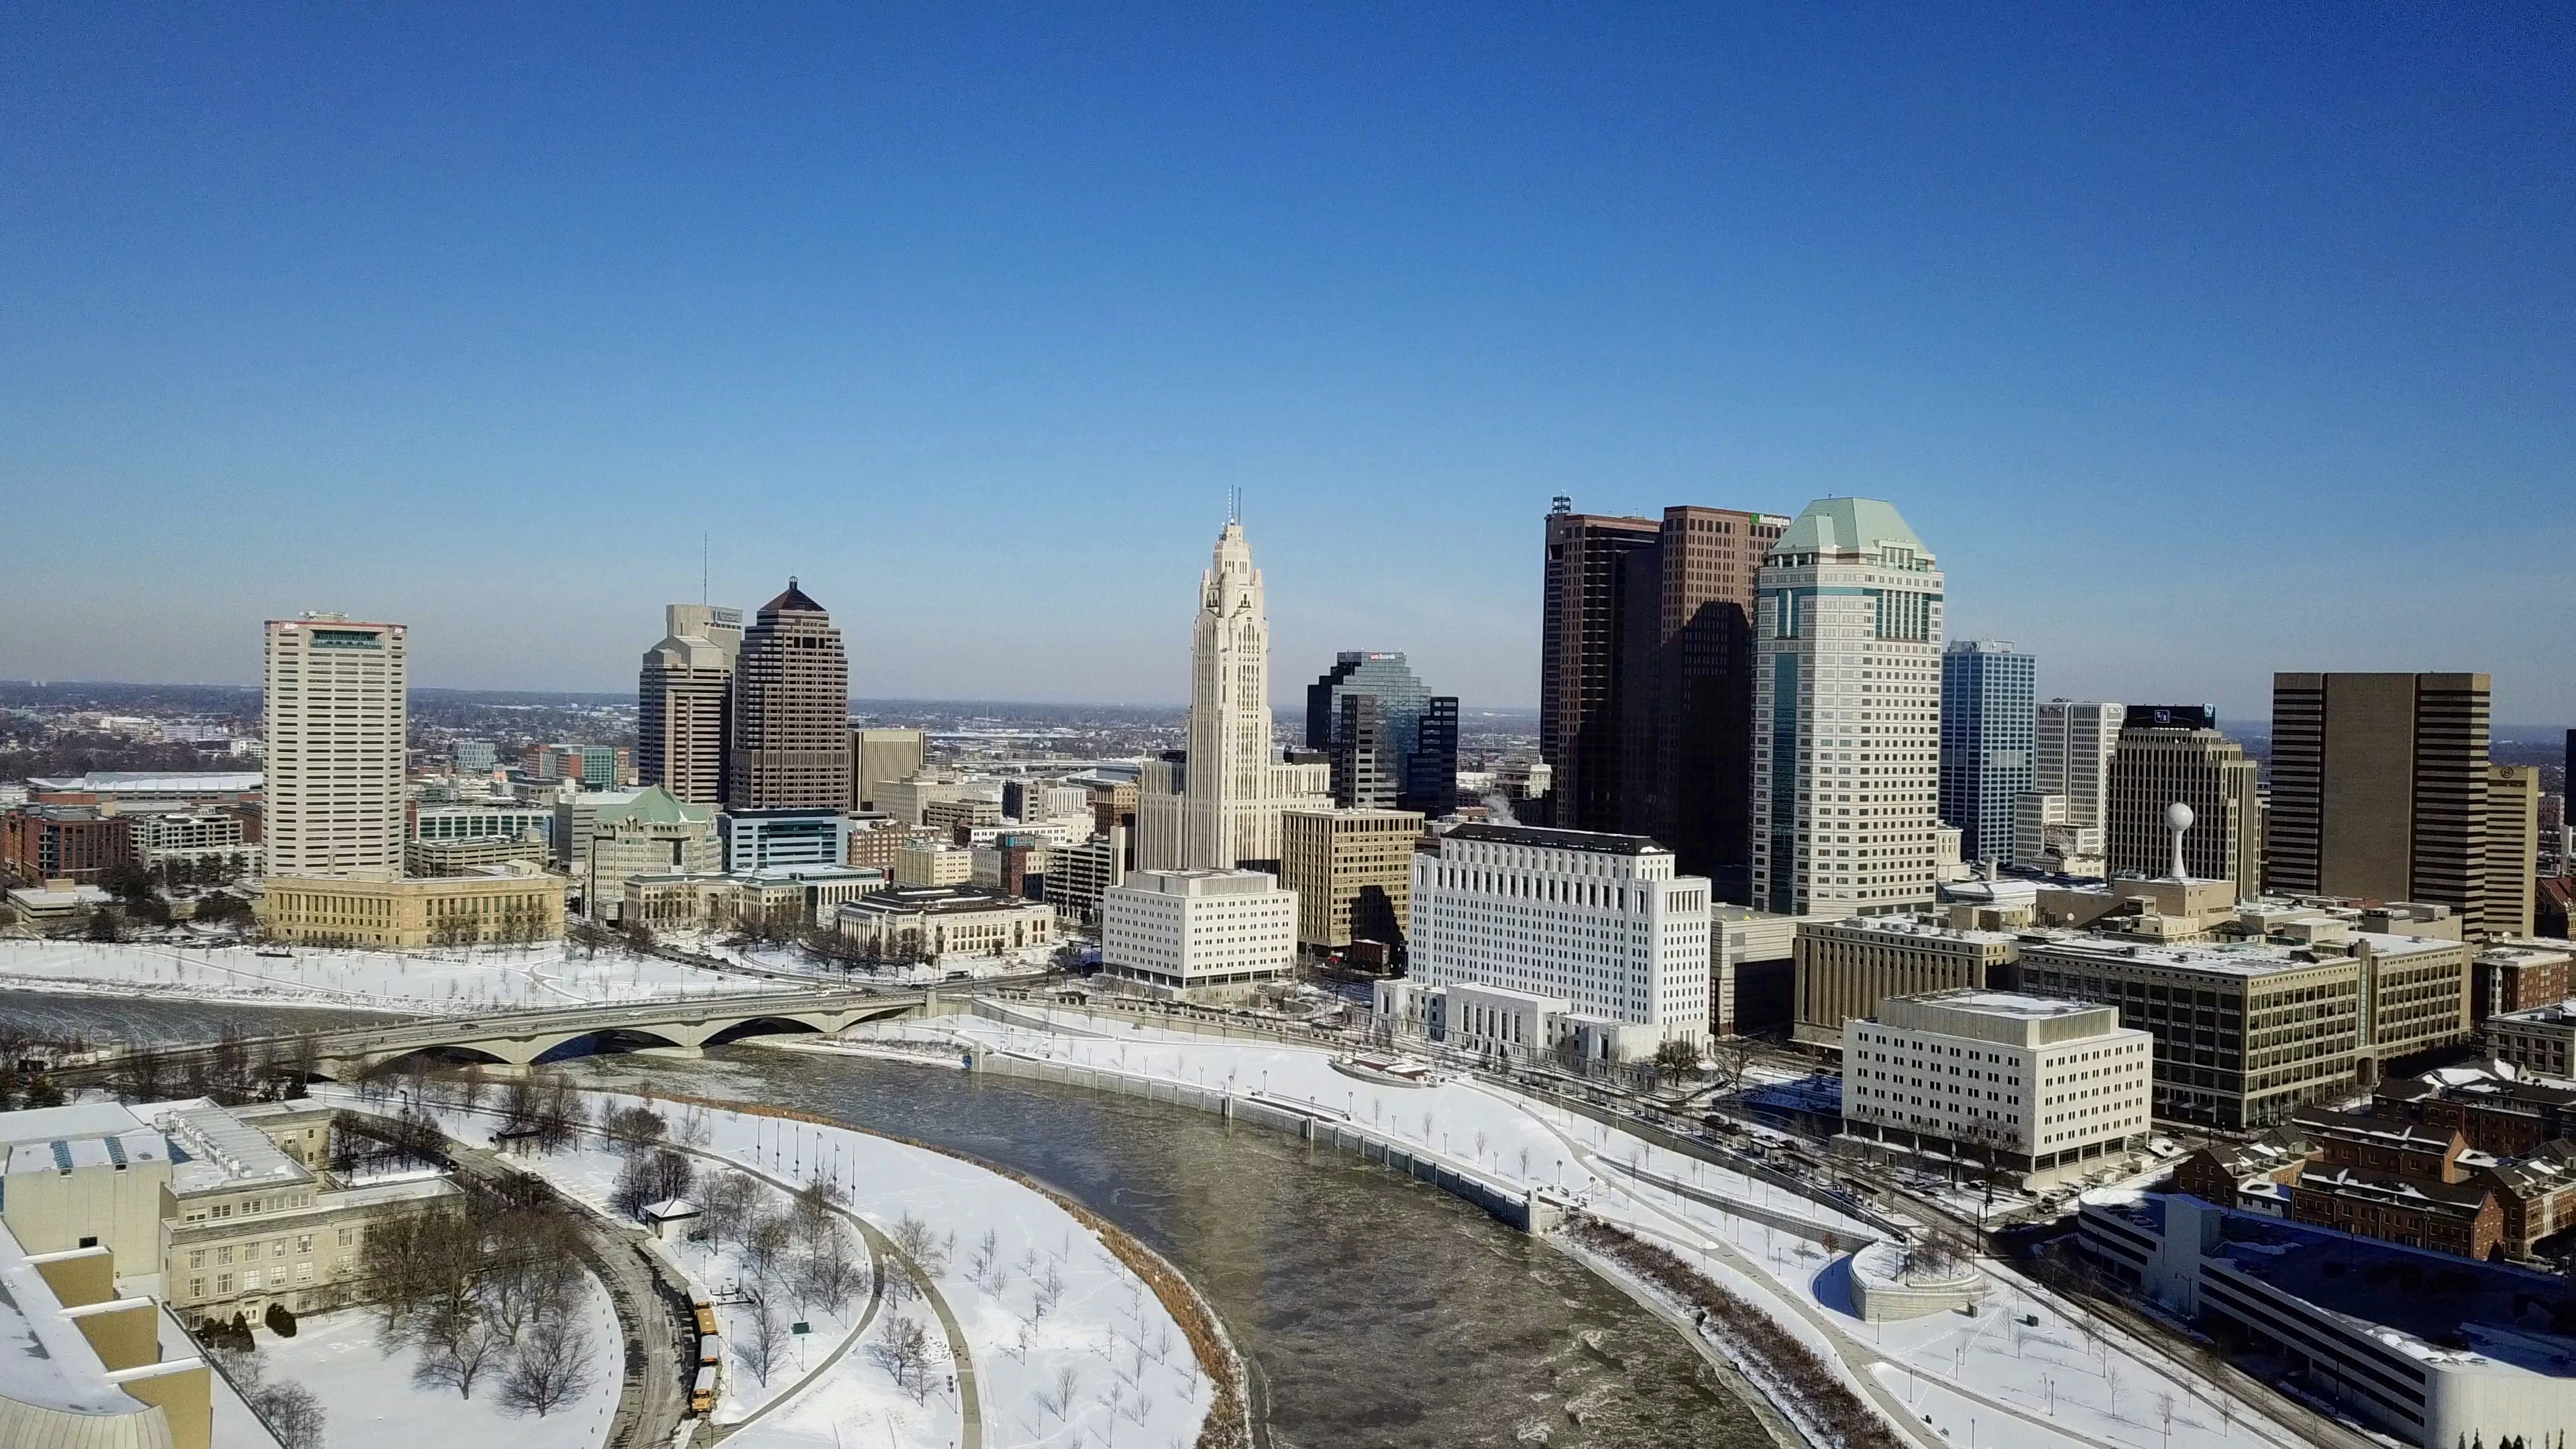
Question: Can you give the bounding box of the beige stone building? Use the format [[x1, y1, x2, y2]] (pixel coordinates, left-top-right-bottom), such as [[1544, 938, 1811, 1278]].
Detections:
[[2105, 722, 2263, 900], [2015, 928, 2472, 1129], [1279, 807, 1421, 956], [851, 728, 926, 813], [836, 885, 1055, 961], [637, 603, 742, 808], [1792, 915, 2018, 1048], [2485, 765, 2540, 940], [585, 785, 718, 916], [257, 864, 566, 947], [895, 841, 975, 888]]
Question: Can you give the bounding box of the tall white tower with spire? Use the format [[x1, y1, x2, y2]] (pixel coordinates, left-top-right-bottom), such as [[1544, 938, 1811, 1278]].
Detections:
[[1135, 513, 1330, 873], [1183, 518, 1274, 869]]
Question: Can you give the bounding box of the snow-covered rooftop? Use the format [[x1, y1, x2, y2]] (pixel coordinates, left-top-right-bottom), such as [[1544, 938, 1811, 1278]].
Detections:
[[151, 1102, 311, 1196]]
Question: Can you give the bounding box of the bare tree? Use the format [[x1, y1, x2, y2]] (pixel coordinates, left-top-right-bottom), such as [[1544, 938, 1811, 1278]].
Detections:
[[868, 1313, 932, 1399], [738, 1295, 788, 1386], [1032, 1263, 1065, 1323], [411, 1306, 504, 1399], [251, 1381, 325, 1449], [798, 1226, 865, 1314], [498, 1315, 596, 1417], [1042, 1362, 1079, 1420], [600, 1103, 668, 1153], [968, 1227, 1000, 1287], [890, 1212, 948, 1275], [700, 1172, 759, 1252], [742, 1211, 794, 1297]]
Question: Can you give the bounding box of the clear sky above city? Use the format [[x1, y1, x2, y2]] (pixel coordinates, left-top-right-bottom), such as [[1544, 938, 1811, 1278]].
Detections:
[[3, 5, 2569, 724]]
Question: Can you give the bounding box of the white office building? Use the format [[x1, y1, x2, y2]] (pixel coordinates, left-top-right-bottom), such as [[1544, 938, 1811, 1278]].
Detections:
[[1750, 498, 1945, 917], [263, 613, 407, 877], [1407, 823, 1711, 1046], [1100, 868, 1296, 1000], [1841, 988, 2153, 1182]]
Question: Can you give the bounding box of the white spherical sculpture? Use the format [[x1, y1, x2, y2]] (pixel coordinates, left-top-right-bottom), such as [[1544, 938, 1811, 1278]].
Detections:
[[2165, 802, 2196, 879]]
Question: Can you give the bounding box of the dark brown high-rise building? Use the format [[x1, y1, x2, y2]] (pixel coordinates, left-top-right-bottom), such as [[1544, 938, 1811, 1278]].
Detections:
[[726, 580, 853, 810], [2268, 672, 2493, 930], [1538, 498, 1782, 892], [1648, 505, 1784, 894], [1540, 503, 1659, 833]]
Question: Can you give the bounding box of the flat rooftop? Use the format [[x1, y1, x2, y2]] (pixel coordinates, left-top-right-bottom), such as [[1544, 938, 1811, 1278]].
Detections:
[[1907, 989, 2102, 1020], [2021, 930, 2458, 976], [1441, 823, 1665, 856]]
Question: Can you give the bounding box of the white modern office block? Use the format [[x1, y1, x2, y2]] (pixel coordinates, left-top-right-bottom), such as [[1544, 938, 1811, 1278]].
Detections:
[[1101, 868, 1296, 998], [1408, 822, 1711, 1044], [1842, 989, 2151, 1165]]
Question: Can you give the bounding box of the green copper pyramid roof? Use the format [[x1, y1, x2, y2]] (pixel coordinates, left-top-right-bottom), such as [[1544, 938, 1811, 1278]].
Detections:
[[596, 785, 714, 828], [1770, 497, 1928, 561]]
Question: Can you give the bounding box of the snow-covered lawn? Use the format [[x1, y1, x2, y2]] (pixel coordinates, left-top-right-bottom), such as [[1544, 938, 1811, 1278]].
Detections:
[[256, 1271, 622, 1449], [343, 1085, 1214, 1449], [0, 938, 800, 1015], [668, 929, 1057, 985]]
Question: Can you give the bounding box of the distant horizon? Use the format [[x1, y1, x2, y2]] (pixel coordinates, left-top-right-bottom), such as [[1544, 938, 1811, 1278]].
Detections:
[[14, 676, 2576, 741]]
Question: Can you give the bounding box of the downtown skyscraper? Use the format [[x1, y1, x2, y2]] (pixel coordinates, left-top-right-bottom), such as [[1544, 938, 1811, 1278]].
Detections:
[[1537, 497, 1787, 893], [1937, 639, 2035, 868], [724, 581, 852, 810], [1305, 650, 1460, 816], [1749, 498, 1945, 916], [637, 602, 742, 806], [262, 614, 407, 876], [1183, 520, 1279, 869]]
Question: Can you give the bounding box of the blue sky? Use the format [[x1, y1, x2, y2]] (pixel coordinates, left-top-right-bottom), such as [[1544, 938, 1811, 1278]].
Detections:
[[4, 5, 2569, 724]]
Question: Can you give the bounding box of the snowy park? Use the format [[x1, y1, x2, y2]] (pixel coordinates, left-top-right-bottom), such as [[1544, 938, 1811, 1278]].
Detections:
[[331, 1081, 1226, 1449], [0, 937, 802, 1015]]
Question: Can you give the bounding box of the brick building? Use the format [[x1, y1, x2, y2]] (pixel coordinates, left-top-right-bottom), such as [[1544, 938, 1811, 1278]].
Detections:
[[0, 804, 135, 883]]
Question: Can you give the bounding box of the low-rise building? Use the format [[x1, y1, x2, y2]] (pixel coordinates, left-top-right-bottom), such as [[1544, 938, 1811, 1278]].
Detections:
[[1045, 829, 1127, 928], [130, 810, 258, 875], [894, 841, 975, 888], [411, 802, 554, 855], [405, 833, 547, 877], [1100, 868, 1295, 1000], [2483, 998, 2576, 1077], [1839, 989, 2153, 1185], [2283, 1108, 2500, 1260], [256, 865, 567, 947], [1278, 807, 1421, 959], [0, 1222, 211, 1449], [717, 806, 851, 873], [2076, 1193, 2576, 1449], [584, 786, 718, 917], [2014, 928, 2472, 1129], [2474, 939, 2576, 1025], [1712, 905, 1801, 1036], [5, 878, 113, 926], [1, 804, 134, 884], [835, 885, 1055, 963], [1790, 915, 2018, 1048]]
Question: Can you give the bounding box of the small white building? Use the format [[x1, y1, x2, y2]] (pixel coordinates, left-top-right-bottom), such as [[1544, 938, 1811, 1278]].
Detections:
[[835, 885, 1054, 962], [1099, 868, 1296, 1001], [1407, 823, 1710, 1050], [1840, 988, 2153, 1184]]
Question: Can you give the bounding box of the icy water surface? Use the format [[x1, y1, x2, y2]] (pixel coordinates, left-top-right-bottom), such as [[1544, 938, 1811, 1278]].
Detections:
[[0, 988, 396, 1046], [583, 1046, 1779, 1449]]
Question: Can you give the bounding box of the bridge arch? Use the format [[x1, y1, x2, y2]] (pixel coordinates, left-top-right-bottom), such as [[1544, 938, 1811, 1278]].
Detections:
[[700, 1015, 829, 1048]]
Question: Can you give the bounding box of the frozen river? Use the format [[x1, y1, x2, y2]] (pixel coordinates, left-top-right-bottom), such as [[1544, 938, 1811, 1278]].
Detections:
[[4, 992, 1779, 1449]]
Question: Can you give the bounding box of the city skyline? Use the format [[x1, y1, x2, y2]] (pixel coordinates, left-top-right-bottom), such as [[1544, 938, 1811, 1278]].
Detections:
[[5, 9, 2572, 720]]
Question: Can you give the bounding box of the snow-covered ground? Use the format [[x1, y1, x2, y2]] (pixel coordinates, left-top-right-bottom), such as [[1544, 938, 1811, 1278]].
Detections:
[[257, 1267, 623, 1449], [347, 1085, 1214, 1449], [0, 938, 800, 1015], [668, 929, 1057, 985], [842, 1004, 2311, 1449]]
